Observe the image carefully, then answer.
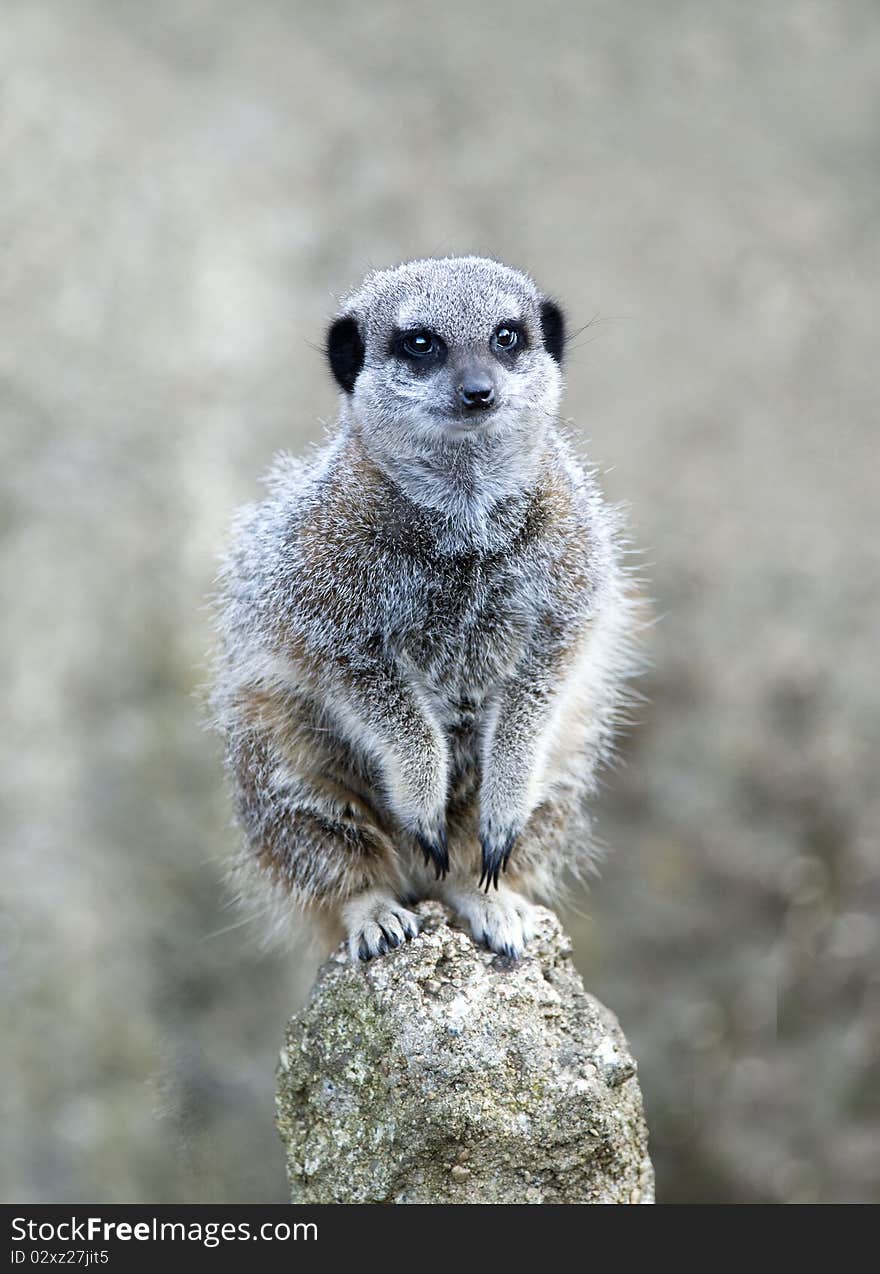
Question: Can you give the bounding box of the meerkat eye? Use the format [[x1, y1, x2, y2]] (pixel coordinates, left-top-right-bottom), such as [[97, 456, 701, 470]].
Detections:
[[404, 333, 433, 356], [393, 329, 447, 367], [492, 324, 521, 353]]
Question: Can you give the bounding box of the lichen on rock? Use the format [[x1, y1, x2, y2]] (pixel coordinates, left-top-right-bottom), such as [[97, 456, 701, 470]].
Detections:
[[276, 901, 654, 1203]]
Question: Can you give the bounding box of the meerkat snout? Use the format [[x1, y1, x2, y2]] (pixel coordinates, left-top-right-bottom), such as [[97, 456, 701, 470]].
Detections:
[[457, 361, 496, 413]]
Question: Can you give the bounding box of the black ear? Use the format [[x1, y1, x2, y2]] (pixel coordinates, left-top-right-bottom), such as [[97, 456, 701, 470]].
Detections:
[[540, 299, 565, 364], [326, 314, 365, 393]]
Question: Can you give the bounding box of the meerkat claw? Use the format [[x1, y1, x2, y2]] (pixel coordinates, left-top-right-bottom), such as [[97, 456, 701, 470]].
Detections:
[[479, 830, 517, 892], [417, 826, 449, 879], [398, 911, 419, 940], [482, 931, 515, 959], [379, 923, 402, 950]]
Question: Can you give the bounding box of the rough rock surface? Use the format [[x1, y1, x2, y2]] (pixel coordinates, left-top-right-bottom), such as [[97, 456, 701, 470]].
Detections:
[[276, 902, 654, 1204]]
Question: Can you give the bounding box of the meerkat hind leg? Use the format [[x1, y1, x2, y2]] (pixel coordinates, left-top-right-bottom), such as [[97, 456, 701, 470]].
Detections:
[[440, 879, 538, 959], [342, 888, 420, 962]]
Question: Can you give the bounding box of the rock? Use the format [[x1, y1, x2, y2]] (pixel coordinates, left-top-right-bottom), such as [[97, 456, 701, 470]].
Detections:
[[276, 901, 654, 1204]]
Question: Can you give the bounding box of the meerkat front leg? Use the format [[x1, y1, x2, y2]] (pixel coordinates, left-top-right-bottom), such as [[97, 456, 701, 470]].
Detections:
[[479, 641, 576, 890], [436, 642, 575, 957], [328, 658, 451, 879]]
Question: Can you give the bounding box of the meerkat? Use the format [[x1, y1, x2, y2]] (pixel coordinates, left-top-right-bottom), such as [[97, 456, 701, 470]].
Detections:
[[211, 256, 638, 962]]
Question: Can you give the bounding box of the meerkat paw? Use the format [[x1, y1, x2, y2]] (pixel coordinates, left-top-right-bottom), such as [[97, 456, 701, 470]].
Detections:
[[442, 883, 537, 960], [342, 890, 420, 962]]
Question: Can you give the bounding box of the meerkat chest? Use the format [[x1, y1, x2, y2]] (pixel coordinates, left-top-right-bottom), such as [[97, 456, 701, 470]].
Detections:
[[397, 550, 534, 702]]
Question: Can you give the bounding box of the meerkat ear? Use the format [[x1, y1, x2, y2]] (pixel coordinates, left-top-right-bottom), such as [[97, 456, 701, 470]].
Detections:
[[540, 299, 566, 364], [326, 314, 365, 393]]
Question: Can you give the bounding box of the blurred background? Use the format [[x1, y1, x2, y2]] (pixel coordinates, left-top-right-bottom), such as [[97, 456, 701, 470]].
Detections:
[[2, 0, 878, 1204]]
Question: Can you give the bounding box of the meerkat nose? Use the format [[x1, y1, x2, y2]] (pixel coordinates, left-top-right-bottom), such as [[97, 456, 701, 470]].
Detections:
[[459, 376, 496, 411]]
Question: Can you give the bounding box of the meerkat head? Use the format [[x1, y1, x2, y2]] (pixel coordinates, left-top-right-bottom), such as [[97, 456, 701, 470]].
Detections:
[[325, 257, 566, 467]]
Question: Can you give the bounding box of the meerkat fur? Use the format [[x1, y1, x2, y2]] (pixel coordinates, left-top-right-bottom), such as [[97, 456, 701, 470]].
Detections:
[[211, 256, 640, 961]]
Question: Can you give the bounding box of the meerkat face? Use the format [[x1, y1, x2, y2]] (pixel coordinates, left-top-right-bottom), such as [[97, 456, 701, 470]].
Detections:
[[326, 257, 565, 448]]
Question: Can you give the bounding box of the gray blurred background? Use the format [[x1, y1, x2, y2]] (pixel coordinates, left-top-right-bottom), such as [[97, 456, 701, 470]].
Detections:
[[2, 0, 878, 1204]]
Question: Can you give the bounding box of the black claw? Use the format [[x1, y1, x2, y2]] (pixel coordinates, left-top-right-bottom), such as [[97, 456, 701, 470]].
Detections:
[[380, 924, 401, 950], [416, 826, 449, 880], [358, 938, 370, 962], [480, 829, 517, 893]]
